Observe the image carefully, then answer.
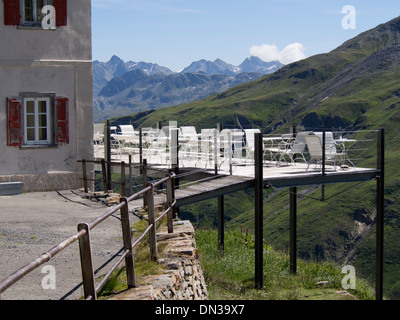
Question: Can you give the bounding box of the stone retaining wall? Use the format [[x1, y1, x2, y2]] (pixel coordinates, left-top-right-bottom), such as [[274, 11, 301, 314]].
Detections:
[[109, 220, 208, 300]]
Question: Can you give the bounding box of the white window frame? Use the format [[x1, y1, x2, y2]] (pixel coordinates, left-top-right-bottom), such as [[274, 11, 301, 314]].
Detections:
[[23, 96, 52, 145], [20, 0, 53, 26]]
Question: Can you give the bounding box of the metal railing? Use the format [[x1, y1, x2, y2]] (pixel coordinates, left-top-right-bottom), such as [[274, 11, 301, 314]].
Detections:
[[0, 172, 176, 300]]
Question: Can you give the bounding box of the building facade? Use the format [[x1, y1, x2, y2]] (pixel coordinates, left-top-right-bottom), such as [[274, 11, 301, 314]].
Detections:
[[0, 0, 93, 191]]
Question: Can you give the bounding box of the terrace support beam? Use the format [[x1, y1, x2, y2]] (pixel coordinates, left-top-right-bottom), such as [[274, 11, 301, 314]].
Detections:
[[376, 128, 385, 300], [290, 186, 297, 274], [290, 126, 297, 274], [218, 195, 224, 252], [254, 133, 264, 290], [217, 123, 224, 252]]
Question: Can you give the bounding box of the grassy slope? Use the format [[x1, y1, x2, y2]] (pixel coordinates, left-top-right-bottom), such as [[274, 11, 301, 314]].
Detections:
[[195, 229, 374, 300]]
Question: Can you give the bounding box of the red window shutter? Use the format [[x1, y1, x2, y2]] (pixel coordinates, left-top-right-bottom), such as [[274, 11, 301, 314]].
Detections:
[[56, 97, 69, 144], [4, 0, 20, 26], [7, 98, 23, 147], [53, 0, 67, 26]]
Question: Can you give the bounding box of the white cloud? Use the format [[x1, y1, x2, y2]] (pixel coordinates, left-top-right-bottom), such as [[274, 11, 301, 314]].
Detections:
[[249, 43, 306, 64]]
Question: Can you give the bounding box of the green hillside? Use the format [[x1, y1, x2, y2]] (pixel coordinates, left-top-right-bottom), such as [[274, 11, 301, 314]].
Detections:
[[110, 16, 400, 299]]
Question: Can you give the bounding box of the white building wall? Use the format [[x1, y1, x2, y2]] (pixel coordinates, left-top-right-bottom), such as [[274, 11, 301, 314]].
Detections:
[[0, 0, 93, 191]]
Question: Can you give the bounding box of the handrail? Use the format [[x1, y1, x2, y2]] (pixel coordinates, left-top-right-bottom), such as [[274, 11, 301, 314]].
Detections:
[[0, 171, 176, 301]]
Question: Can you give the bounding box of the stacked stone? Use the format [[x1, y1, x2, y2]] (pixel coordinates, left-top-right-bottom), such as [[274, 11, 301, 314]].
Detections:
[[109, 220, 208, 300]]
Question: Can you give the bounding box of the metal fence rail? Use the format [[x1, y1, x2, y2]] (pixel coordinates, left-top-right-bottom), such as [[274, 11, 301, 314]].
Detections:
[[0, 172, 176, 301]]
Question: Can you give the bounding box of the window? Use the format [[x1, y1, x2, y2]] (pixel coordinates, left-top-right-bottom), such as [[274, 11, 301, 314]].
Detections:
[[3, 0, 67, 27], [21, 0, 53, 26], [24, 97, 52, 145], [6, 95, 69, 147]]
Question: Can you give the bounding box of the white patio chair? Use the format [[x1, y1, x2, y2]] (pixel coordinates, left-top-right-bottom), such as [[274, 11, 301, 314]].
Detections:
[[180, 126, 198, 139], [304, 134, 342, 171], [119, 124, 137, 135], [218, 129, 233, 168], [179, 126, 199, 167], [109, 126, 123, 159], [264, 132, 311, 166], [145, 129, 169, 165], [243, 129, 261, 162], [200, 129, 218, 168], [314, 132, 345, 165]]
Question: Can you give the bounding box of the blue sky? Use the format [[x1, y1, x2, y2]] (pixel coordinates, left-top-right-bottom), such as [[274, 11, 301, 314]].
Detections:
[[92, 0, 400, 72]]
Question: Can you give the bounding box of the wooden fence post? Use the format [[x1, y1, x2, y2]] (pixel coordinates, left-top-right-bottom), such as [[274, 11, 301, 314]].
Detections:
[[78, 223, 96, 300], [120, 197, 136, 288], [147, 184, 157, 261]]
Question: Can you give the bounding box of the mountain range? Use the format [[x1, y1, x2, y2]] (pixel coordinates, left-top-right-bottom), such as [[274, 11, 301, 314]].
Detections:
[[110, 16, 400, 299], [92, 56, 283, 122]]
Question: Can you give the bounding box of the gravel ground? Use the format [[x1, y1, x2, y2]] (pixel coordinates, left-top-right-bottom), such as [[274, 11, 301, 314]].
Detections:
[[0, 189, 142, 300]]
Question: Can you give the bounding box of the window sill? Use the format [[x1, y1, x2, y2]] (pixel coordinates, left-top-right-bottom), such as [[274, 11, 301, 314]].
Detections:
[[17, 24, 57, 31], [20, 144, 59, 150]]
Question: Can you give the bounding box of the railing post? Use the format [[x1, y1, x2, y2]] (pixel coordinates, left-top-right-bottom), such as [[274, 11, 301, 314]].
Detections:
[[121, 161, 126, 197], [290, 186, 297, 274], [101, 159, 107, 192], [322, 130, 326, 177], [228, 130, 232, 175], [128, 155, 133, 197], [120, 197, 136, 288], [147, 184, 158, 261], [82, 159, 88, 193], [290, 125, 297, 275], [321, 130, 326, 201], [142, 159, 148, 207], [139, 128, 143, 173], [254, 132, 263, 290], [171, 172, 177, 220], [376, 128, 385, 300], [170, 128, 179, 168], [105, 120, 112, 191], [166, 175, 174, 234], [78, 223, 96, 300], [214, 129, 218, 175], [171, 128, 180, 191]]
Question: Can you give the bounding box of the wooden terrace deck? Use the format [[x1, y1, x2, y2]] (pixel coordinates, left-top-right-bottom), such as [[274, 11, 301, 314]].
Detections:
[[173, 162, 379, 207]]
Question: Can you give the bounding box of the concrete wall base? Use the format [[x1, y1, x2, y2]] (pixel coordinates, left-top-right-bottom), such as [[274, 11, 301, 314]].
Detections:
[[0, 172, 82, 192]]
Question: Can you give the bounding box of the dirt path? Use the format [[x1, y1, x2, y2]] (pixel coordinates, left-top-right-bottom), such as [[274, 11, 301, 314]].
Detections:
[[0, 189, 141, 300]]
